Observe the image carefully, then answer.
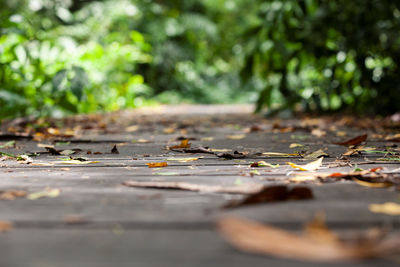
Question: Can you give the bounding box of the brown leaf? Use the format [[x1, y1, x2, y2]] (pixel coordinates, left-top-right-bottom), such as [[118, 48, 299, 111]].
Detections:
[[64, 214, 89, 225], [179, 146, 215, 154], [147, 162, 168, 168], [0, 190, 27, 200], [217, 151, 246, 159], [111, 144, 119, 154], [224, 185, 313, 208], [45, 147, 61, 155], [0, 221, 13, 232], [168, 139, 191, 150], [122, 181, 264, 194], [335, 134, 368, 146], [217, 217, 400, 262]]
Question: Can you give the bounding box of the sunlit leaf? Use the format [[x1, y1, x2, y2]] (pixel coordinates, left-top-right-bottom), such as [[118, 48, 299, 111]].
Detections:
[[147, 162, 168, 168], [250, 161, 279, 168], [369, 202, 400, 216], [288, 157, 323, 171], [27, 188, 60, 200]]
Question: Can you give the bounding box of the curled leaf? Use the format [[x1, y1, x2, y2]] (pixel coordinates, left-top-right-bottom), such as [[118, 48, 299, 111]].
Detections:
[[250, 161, 279, 168], [147, 162, 168, 168], [123, 181, 263, 194], [168, 139, 191, 150], [27, 188, 60, 200], [217, 216, 400, 262], [224, 185, 313, 208], [335, 134, 368, 146], [352, 178, 393, 188], [288, 157, 324, 171]]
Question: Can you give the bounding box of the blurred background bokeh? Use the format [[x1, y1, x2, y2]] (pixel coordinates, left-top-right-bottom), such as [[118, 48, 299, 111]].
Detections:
[[1, 0, 399, 119]]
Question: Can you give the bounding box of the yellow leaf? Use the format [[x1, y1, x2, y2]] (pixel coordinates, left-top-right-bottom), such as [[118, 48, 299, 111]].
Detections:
[[262, 152, 298, 157], [168, 139, 191, 149], [147, 162, 168, 168], [125, 125, 139, 132], [288, 157, 323, 171], [289, 143, 304, 148], [163, 127, 176, 134], [352, 178, 392, 188], [226, 134, 246, 140], [27, 188, 60, 200], [166, 157, 199, 162], [369, 202, 400, 216]]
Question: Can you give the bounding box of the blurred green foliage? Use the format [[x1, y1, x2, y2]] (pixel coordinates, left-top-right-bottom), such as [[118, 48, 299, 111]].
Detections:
[[241, 0, 400, 115], [1, 0, 399, 120]]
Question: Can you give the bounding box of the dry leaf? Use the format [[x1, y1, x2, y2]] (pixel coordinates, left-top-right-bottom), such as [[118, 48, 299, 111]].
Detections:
[[303, 149, 329, 160], [27, 188, 60, 200], [0, 190, 27, 200], [335, 134, 368, 146], [226, 134, 246, 140], [0, 221, 13, 232], [289, 143, 304, 148], [336, 131, 347, 137], [64, 214, 89, 225], [168, 139, 191, 150], [289, 175, 319, 183], [262, 152, 298, 157], [369, 202, 400, 215], [123, 181, 264, 194], [288, 157, 324, 171], [54, 160, 100, 165], [166, 157, 199, 162], [249, 161, 279, 168], [111, 144, 119, 154], [163, 127, 176, 134], [210, 148, 231, 152], [125, 125, 139, 132], [224, 185, 313, 208], [179, 147, 215, 154], [311, 128, 327, 137], [217, 151, 246, 159], [217, 216, 400, 262], [352, 178, 393, 188], [147, 162, 168, 168]]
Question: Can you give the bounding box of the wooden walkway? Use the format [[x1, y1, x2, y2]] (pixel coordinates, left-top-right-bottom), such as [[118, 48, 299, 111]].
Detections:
[[0, 105, 399, 266]]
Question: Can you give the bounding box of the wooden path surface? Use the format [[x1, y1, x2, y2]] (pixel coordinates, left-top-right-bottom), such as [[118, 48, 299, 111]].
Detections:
[[0, 105, 399, 267]]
